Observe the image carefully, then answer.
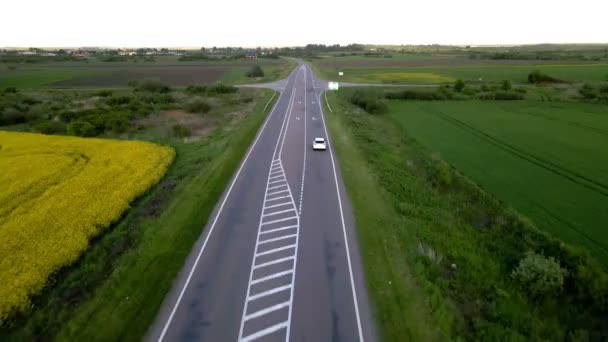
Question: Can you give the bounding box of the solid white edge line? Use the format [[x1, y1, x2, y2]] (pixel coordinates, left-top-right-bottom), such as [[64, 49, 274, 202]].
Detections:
[[156, 82, 286, 342], [248, 284, 292, 301], [317, 79, 364, 341], [241, 321, 289, 342]]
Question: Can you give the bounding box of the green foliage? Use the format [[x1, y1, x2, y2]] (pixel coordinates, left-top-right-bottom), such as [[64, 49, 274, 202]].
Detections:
[[385, 89, 447, 100], [511, 251, 568, 297], [33, 120, 66, 134], [131, 80, 171, 93], [93, 90, 112, 97], [183, 99, 211, 113], [208, 84, 238, 94], [478, 91, 525, 100], [185, 85, 208, 95], [454, 79, 465, 92], [171, 124, 190, 138], [348, 89, 388, 114], [67, 120, 97, 137], [1, 87, 18, 95], [500, 80, 512, 91], [579, 83, 597, 99], [246, 65, 265, 78], [528, 70, 561, 84], [328, 90, 608, 341]]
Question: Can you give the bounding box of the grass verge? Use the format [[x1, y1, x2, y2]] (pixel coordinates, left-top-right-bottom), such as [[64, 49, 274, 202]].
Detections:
[[323, 89, 608, 340], [2, 89, 277, 341]]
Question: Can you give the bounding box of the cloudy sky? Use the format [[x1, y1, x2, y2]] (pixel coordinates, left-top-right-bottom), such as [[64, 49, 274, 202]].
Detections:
[[1, 0, 606, 47]]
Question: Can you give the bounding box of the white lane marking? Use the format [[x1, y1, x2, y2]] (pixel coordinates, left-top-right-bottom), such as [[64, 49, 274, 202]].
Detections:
[[278, 81, 298, 160], [259, 225, 298, 235], [255, 244, 296, 257], [263, 91, 277, 112], [262, 208, 295, 217], [156, 75, 293, 342], [268, 179, 286, 185], [261, 216, 297, 226], [266, 189, 290, 197], [269, 174, 285, 181], [239, 68, 304, 342], [298, 67, 307, 216], [253, 256, 295, 270], [241, 321, 289, 342], [317, 88, 364, 341], [324, 91, 333, 113], [262, 202, 293, 210], [244, 301, 290, 321], [258, 233, 298, 245], [250, 269, 293, 285], [265, 195, 291, 203], [268, 184, 288, 191], [248, 284, 292, 301], [269, 170, 283, 176]]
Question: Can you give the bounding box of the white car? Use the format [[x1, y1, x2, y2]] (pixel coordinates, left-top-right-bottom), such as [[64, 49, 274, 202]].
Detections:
[[312, 137, 327, 151]]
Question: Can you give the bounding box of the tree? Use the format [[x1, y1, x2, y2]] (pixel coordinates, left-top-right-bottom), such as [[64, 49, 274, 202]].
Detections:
[[454, 79, 465, 92], [67, 120, 97, 137], [246, 65, 265, 78], [501, 80, 512, 91], [579, 84, 597, 99], [511, 251, 568, 298]]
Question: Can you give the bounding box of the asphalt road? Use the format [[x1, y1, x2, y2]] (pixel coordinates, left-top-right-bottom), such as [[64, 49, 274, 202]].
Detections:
[[147, 61, 376, 342]]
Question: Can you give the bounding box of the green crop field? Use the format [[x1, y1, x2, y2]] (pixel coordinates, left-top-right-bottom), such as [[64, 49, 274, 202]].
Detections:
[[309, 54, 608, 84], [386, 100, 608, 262]]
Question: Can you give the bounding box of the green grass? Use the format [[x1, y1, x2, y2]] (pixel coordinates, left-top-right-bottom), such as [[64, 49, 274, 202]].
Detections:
[[0, 70, 101, 88], [313, 64, 608, 84], [2, 89, 277, 341], [323, 89, 608, 340], [386, 100, 608, 263]]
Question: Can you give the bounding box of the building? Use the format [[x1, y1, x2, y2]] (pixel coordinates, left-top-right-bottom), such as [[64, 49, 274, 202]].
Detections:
[[71, 50, 91, 57], [17, 51, 37, 56], [246, 51, 258, 60]]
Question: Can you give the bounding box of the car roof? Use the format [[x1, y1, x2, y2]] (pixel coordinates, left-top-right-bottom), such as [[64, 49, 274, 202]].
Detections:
[[314, 137, 325, 141]]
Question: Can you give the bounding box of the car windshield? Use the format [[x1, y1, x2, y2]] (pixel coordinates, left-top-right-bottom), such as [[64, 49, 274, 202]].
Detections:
[[315, 139, 324, 143]]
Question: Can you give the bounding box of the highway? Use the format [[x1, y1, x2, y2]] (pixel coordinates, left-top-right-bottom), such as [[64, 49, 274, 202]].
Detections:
[[147, 61, 377, 342]]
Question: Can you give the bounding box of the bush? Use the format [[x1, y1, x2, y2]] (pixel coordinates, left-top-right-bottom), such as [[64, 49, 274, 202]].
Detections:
[[1, 87, 18, 95], [208, 83, 238, 94], [185, 85, 208, 95], [33, 120, 66, 134], [246, 65, 265, 78], [349, 90, 388, 114], [494, 91, 524, 100], [385, 90, 447, 101], [172, 124, 190, 138], [579, 83, 597, 99], [131, 80, 171, 93], [67, 120, 97, 137], [183, 99, 211, 113], [511, 251, 568, 298], [106, 95, 132, 106], [454, 79, 465, 92], [93, 90, 112, 97], [513, 87, 528, 94], [501, 80, 512, 91], [528, 70, 560, 84], [462, 87, 478, 96]]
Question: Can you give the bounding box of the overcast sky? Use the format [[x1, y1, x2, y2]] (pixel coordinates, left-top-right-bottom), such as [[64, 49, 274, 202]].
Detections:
[[2, 0, 606, 47]]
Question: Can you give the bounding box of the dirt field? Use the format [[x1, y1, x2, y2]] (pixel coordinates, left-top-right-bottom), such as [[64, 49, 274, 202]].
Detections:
[[52, 66, 233, 87]]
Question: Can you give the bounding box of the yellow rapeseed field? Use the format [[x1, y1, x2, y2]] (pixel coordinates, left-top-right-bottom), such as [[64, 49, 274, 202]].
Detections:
[[0, 131, 174, 321]]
